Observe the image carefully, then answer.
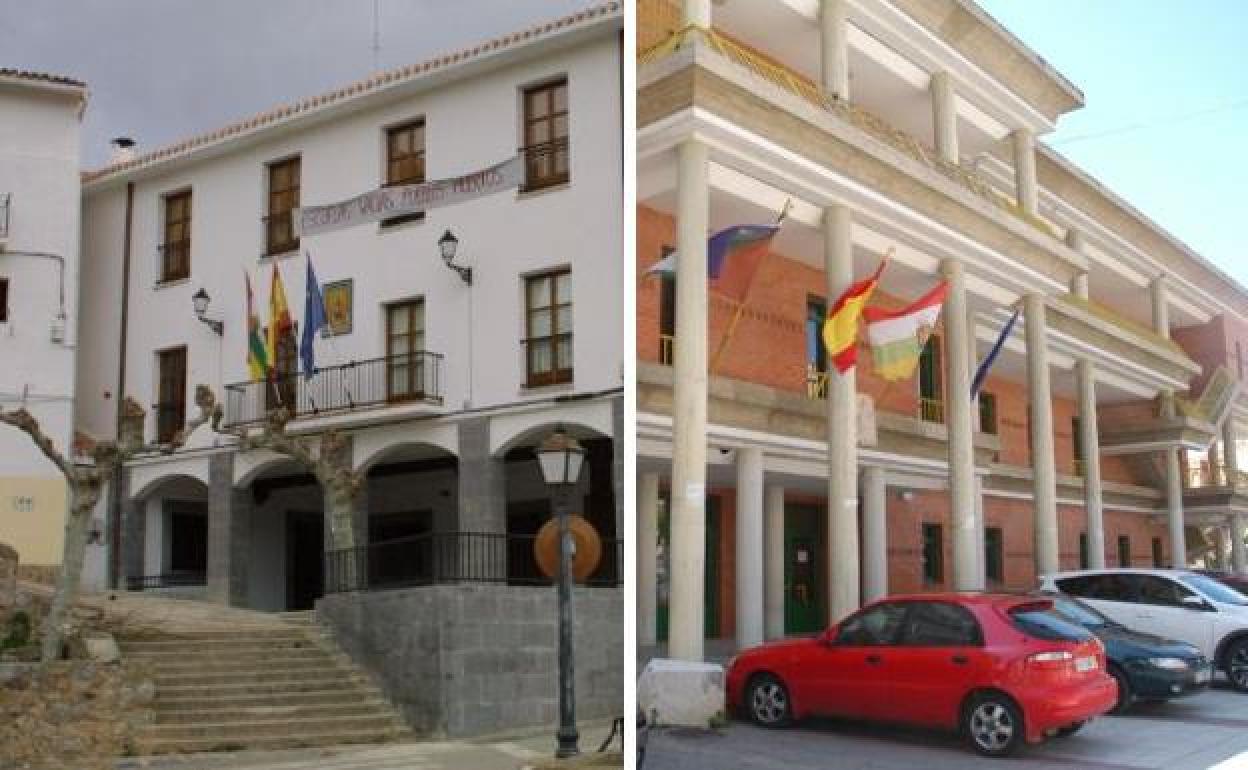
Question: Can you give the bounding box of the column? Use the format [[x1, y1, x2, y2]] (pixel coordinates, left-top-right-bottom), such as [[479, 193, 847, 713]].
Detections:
[[1217, 525, 1232, 570], [825, 203, 860, 622], [1077, 359, 1106, 569], [735, 448, 764, 649], [820, 0, 850, 100], [764, 486, 786, 640], [638, 472, 660, 647], [1012, 128, 1038, 217], [1025, 293, 1059, 576], [930, 72, 959, 164], [942, 259, 979, 590], [458, 417, 507, 581], [968, 310, 985, 584], [669, 139, 710, 662], [1224, 418, 1240, 485], [683, 0, 710, 27], [1164, 445, 1185, 568], [119, 471, 145, 589], [861, 466, 888, 603], [1151, 275, 1171, 338], [207, 453, 249, 606], [1232, 513, 1247, 574]]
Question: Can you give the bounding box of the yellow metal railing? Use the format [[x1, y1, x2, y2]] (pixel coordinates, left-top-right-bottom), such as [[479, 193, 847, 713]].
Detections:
[[806, 365, 828, 399], [1186, 462, 1248, 490], [659, 334, 674, 366], [1073, 458, 1085, 478], [636, 10, 1055, 238], [1062, 293, 1185, 357], [919, 397, 945, 424]]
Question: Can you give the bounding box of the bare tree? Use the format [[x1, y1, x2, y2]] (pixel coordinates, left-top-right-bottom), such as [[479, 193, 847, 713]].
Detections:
[[0, 390, 218, 663]]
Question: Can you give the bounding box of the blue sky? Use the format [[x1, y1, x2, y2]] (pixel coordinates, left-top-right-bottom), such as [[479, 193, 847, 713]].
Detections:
[[976, 0, 1248, 290]]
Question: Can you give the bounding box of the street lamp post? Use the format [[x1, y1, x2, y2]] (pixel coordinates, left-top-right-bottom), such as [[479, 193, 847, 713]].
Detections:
[[536, 427, 585, 759]]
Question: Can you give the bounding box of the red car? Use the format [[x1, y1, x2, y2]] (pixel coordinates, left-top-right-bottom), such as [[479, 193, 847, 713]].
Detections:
[[726, 594, 1117, 757]]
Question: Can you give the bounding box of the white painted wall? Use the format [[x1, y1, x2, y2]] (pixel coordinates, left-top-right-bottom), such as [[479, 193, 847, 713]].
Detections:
[[79, 30, 623, 445], [0, 78, 84, 566]]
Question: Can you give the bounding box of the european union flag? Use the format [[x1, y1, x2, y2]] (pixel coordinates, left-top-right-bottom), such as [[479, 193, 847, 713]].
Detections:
[[301, 253, 328, 379]]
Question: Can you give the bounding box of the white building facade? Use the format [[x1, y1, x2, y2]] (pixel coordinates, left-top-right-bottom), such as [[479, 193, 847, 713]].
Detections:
[[76, 5, 624, 610], [0, 70, 87, 576]]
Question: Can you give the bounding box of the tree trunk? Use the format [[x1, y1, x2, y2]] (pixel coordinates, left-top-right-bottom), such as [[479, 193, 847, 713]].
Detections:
[[40, 496, 95, 663], [324, 483, 361, 591]]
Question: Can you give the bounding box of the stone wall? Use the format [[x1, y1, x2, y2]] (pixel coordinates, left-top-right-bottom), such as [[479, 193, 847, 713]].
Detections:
[[317, 583, 622, 738]]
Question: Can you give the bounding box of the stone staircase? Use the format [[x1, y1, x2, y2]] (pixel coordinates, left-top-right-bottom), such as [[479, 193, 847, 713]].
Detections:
[[120, 622, 410, 755]]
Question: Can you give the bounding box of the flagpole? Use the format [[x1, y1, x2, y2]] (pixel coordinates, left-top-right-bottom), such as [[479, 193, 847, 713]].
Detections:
[[708, 201, 791, 374]]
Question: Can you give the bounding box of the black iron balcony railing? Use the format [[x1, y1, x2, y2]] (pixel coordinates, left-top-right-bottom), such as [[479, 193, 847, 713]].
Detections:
[[158, 239, 191, 283], [263, 211, 299, 256], [520, 137, 570, 192], [0, 193, 10, 239], [325, 530, 624, 595], [223, 351, 443, 427], [126, 571, 206, 591]]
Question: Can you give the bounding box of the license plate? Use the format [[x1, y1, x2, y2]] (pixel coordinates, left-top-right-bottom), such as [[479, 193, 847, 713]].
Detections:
[[1075, 656, 1097, 672], [1195, 668, 1212, 684]]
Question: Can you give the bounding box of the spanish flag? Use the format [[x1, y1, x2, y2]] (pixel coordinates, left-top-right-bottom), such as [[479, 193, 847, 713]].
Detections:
[[822, 257, 887, 373], [267, 262, 294, 376], [245, 271, 268, 380]]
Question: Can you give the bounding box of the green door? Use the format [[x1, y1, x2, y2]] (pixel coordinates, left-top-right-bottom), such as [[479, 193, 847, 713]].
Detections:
[[785, 504, 823, 634], [656, 495, 720, 640]]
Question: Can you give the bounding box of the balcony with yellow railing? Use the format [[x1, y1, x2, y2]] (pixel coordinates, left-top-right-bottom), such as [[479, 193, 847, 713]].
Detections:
[[636, 0, 1056, 238], [659, 333, 675, 366], [806, 365, 828, 400], [1186, 462, 1248, 491]]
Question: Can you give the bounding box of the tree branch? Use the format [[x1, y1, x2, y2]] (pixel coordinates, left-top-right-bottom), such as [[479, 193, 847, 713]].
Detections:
[[0, 408, 75, 480]]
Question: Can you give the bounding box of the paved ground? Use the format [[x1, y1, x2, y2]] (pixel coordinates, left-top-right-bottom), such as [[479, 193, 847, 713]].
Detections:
[[116, 720, 623, 770], [642, 682, 1248, 770]]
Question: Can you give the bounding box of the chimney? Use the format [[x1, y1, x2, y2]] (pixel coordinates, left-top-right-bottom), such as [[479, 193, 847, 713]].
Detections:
[[110, 137, 136, 164]]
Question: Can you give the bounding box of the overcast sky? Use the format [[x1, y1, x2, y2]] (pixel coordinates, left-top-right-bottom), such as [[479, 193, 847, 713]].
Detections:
[[0, 0, 597, 168]]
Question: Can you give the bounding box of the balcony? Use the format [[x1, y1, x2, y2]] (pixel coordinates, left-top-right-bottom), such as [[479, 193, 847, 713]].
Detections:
[[223, 352, 443, 428], [636, 6, 1054, 239]]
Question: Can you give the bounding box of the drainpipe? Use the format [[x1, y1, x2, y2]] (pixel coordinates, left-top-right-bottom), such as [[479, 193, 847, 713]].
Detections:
[[108, 182, 134, 589]]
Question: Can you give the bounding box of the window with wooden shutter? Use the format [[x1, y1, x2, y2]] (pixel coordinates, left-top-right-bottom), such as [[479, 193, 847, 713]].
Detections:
[[161, 190, 192, 282], [386, 299, 427, 401], [157, 347, 187, 443], [265, 157, 300, 256], [383, 120, 426, 227], [521, 78, 569, 191], [524, 269, 572, 387]]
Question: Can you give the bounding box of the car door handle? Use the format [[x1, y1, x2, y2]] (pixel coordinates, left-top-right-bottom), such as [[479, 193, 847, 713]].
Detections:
[[865, 654, 883, 665], [951, 655, 969, 665]]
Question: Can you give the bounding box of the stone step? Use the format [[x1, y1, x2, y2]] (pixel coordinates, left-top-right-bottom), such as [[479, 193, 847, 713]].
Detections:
[[153, 675, 380, 700], [152, 698, 392, 724], [152, 667, 365, 689], [142, 713, 404, 742], [136, 726, 406, 755], [148, 656, 337, 677], [153, 688, 385, 712], [121, 634, 311, 652], [123, 638, 326, 655]]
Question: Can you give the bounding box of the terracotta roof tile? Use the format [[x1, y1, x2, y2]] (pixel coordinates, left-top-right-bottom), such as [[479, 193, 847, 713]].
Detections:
[[81, 1, 620, 185], [0, 67, 87, 89]]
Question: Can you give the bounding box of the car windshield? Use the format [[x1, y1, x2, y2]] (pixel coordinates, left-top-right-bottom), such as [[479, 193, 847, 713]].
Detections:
[[1048, 597, 1115, 629], [1008, 603, 1094, 642], [1180, 573, 1248, 606]]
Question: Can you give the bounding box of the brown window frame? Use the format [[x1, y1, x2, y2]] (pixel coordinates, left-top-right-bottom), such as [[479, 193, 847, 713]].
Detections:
[[382, 120, 426, 228], [385, 299, 427, 402], [521, 78, 569, 192], [264, 156, 301, 256], [160, 189, 192, 283], [524, 268, 573, 388], [156, 346, 187, 444], [0, 277, 8, 323]]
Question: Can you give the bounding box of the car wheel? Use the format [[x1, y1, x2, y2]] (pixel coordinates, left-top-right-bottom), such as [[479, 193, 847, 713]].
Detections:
[[1108, 665, 1132, 713], [1224, 638, 1248, 692], [746, 674, 792, 728], [1056, 721, 1085, 738], [964, 693, 1024, 757]]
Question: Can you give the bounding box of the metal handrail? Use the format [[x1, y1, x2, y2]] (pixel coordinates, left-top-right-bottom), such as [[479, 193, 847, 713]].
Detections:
[[806, 365, 828, 399], [325, 530, 624, 594], [520, 137, 570, 191], [659, 334, 674, 365], [126, 571, 206, 591], [919, 397, 945, 424], [223, 351, 443, 427], [263, 211, 299, 255]]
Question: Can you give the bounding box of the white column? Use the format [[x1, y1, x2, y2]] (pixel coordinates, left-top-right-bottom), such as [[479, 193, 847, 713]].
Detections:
[[1164, 446, 1186, 568], [1077, 359, 1106, 569], [668, 139, 709, 662], [1151, 275, 1171, 339], [1025, 293, 1059, 576], [861, 465, 888, 603], [764, 486, 786, 640], [968, 310, 985, 585], [942, 259, 979, 590], [1224, 418, 1240, 485], [930, 72, 959, 164], [820, 0, 850, 100], [735, 448, 764, 649], [1232, 513, 1247, 574], [683, 0, 710, 27], [1012, 128, 1038, 217], [638, 472, 660, 647], [825, 203, 860, 622]]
